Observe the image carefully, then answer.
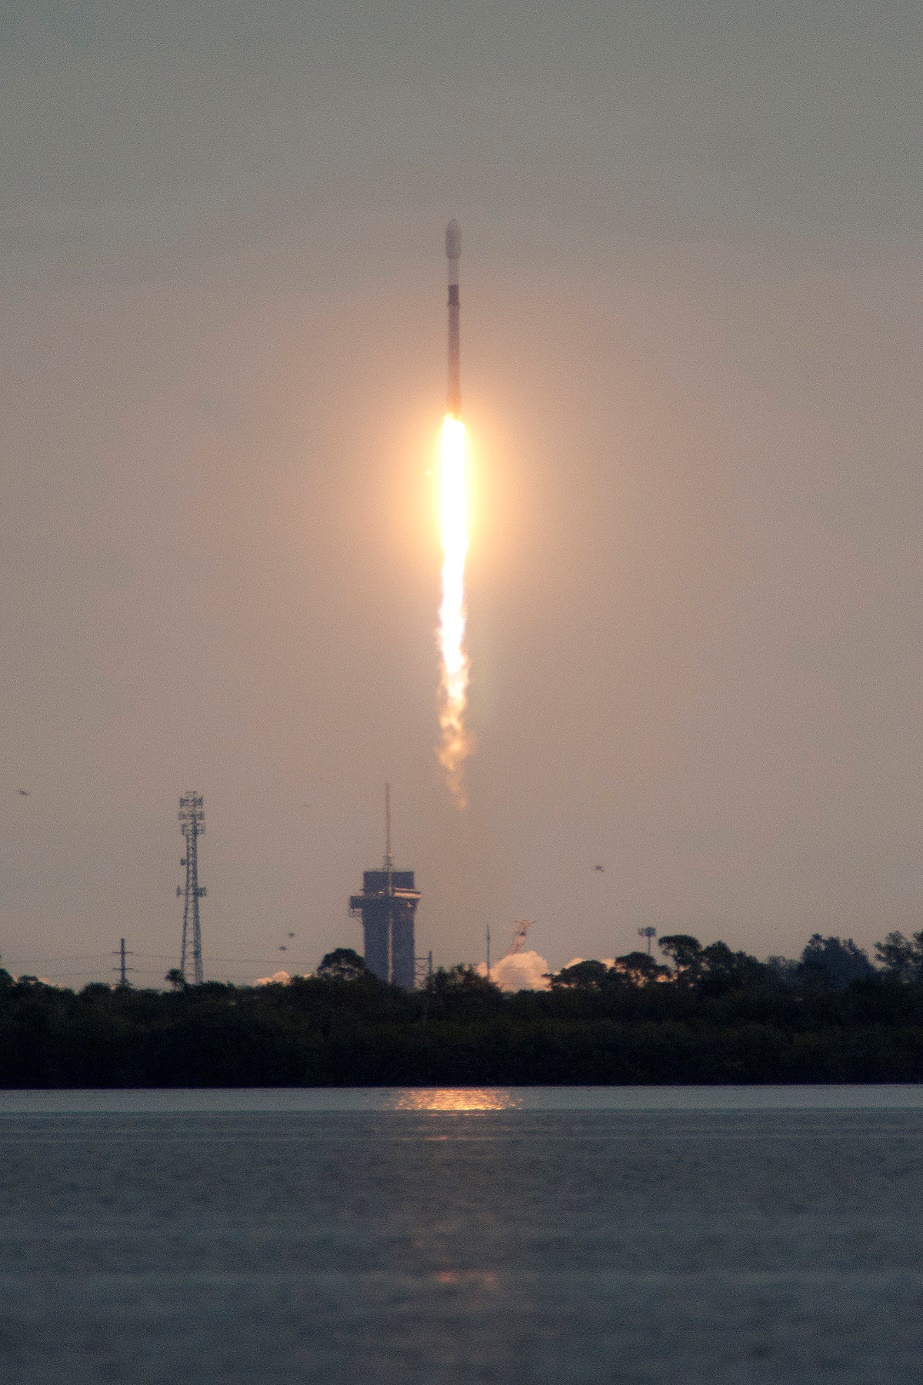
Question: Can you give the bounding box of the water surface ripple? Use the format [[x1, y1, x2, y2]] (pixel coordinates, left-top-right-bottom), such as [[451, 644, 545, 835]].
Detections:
[[1, 1087, 921, 1383]]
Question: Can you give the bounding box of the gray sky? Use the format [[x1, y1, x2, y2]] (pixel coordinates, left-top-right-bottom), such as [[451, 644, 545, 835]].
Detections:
[[0, 0, 921, 985]]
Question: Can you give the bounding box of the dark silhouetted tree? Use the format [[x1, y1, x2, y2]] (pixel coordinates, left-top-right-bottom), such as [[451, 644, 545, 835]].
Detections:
[[316, 948, 369, 982], [874, 931, 923, 983], [614, 951, 670, 985], [698, 942, 770, 996], [766, 955, 801, 986], [424, 965, 502, 1016], [800, 934, 874, 989], [550, 960, 612, 990], [658, 935, 704, 984]]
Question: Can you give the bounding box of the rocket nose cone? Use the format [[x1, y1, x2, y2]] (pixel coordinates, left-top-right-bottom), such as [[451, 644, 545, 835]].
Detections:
[[445, 220, 461, 259]]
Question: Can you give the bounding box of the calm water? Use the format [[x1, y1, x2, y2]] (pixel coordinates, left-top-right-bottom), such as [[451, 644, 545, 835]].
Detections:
[[2, 1087, 923, 1383]]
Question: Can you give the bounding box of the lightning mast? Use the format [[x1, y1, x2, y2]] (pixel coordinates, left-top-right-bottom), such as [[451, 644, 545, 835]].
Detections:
[[177, 792, 206, 984]]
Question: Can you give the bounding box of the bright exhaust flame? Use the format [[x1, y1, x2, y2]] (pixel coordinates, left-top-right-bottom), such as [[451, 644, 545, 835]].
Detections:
[[437, 414, 471, 805]]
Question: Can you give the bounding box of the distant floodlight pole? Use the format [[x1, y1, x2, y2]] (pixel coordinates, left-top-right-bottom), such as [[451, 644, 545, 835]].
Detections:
[[177, 792, 206, 984], [638, 926, 657, 957]]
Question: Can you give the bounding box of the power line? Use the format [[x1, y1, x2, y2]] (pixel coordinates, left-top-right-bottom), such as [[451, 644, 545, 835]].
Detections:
[[3, 957, 315, 976], [135, 953, 311, 965], [6, 951, 313, 966], [4, 954, 112, 965]]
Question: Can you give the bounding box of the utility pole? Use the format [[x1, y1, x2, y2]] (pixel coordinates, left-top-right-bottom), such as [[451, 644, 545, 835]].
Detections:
[[486, 924, 491, 980], [177, 792, 206, 984], [112, 938, 134, 986]]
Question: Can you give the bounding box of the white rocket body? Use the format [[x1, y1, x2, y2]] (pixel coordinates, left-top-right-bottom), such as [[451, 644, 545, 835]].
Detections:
[[446, 220, 461, 417]]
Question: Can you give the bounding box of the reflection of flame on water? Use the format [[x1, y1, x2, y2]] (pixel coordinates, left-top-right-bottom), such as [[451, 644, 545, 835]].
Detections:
[[393, 1088, 519, 1111], [434, 1270, 499, 1289]]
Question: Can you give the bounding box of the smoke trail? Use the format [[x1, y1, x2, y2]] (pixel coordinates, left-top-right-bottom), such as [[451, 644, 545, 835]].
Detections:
[[437, 413, 472, 805]]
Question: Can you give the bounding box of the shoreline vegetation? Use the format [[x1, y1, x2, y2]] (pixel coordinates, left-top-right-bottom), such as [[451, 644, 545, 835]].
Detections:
[[6, 933, 923, 1087]]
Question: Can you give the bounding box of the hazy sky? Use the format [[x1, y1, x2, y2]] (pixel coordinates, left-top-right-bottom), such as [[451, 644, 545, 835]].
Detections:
[[1, 1, 921, 985]]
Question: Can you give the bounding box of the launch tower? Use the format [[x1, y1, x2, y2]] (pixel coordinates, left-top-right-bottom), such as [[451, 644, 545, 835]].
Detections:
[[349, 788, 421, 989]]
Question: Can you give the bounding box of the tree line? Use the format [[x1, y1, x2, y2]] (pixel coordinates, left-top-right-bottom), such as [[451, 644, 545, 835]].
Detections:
[[5, 928, 923, 1086]]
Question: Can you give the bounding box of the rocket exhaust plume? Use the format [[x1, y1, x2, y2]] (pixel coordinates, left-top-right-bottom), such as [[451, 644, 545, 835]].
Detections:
[[437, 221, 472, 806]]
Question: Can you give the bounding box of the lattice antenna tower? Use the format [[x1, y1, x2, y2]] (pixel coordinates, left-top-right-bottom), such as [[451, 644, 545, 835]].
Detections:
[[177, 792, 207, 984]]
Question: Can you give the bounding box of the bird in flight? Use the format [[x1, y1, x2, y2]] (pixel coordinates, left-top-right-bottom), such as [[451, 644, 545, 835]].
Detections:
[[17, 789, 28, 797], [594, 864, 604, 872]]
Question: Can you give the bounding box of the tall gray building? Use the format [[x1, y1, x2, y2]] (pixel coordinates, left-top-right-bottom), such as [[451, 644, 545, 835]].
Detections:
[[349, 789, 420, 988], [349, 867, 421, 989]]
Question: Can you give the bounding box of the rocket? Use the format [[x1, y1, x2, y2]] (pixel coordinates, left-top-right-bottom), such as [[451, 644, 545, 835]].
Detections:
[[445, 220, 461, 417]]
